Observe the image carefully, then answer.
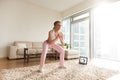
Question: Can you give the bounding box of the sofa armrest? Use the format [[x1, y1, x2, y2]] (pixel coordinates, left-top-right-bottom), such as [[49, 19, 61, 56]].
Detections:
[[8, 46, 18, 59]]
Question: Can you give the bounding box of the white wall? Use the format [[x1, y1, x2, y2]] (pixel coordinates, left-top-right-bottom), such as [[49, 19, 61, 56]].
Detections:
[[0, 0, 61, 58]]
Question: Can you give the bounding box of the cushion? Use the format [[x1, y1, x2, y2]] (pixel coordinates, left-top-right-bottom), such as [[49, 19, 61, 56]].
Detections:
[[36, 49, 43, 53], [32, 42, 43, 49], [16, 43, 26, 49], [36, 48, 52, 53], [17, 49, 37, 54], [28, 49, 36, 54], [17, 48, 24, 54], [64, 50, 79, 59], [65, 50, 80, 55], [14, 41, 32, 48]]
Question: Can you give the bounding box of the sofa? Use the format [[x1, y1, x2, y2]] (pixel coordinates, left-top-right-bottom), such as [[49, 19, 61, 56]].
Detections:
[[8, 41, 79, 60], [64, 49, 79, 60], [8, 41, 55, 59]]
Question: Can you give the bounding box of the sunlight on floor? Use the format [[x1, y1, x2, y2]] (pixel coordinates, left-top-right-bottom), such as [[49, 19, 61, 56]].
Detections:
[[91, 58, 120, 80], [107, 74, 120, 80], [91, 58, 120, 71]]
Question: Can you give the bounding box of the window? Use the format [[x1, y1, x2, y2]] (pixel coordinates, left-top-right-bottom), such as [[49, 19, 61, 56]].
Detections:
[[62, 18, 70, 44], [73, 13, 89, 21], [93, 1, 120, 61], [71, 18, 90, 56], [62, 1, 120, 61], [62, 11, 90, 57]]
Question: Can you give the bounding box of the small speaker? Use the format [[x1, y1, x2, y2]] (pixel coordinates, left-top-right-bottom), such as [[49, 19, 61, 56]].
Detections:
[[79, 56, 88, 65]]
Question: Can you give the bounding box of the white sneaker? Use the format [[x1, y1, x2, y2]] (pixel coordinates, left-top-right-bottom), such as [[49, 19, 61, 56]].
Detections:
[[39, 67, 44, 73]]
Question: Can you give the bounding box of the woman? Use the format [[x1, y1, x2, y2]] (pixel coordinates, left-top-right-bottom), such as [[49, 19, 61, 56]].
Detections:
[[39, 21, 65, 72]]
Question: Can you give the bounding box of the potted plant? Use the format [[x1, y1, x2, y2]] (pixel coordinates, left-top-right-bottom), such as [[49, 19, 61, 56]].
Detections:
[[64, 43, 70, 49]]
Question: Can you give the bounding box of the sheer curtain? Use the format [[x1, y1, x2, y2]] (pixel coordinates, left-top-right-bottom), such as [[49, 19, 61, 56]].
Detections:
[[93, 1, 120, 61]]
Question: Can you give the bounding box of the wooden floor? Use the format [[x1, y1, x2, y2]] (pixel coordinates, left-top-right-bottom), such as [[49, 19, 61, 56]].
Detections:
[[0, 58, 59, 70]]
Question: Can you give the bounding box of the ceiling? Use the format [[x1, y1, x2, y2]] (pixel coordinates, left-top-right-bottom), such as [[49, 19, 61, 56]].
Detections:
[[27, 0, 84, 12]]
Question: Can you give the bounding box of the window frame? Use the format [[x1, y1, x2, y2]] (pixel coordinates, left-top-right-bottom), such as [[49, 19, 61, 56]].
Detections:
[[62, 9, 93, 59]]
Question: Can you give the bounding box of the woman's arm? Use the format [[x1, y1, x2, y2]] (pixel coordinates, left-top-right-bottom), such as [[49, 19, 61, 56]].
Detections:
[[59, 32, 64, 46]]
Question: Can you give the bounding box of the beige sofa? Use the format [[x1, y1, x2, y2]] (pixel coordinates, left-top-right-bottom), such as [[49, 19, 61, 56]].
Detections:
[[8, 41, 55, 59], [8, 41, 79, 60], [64, 49, 79, 59]]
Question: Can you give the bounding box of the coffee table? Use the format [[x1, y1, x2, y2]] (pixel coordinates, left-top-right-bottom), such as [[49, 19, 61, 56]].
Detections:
[[24, 48, 58, 63]]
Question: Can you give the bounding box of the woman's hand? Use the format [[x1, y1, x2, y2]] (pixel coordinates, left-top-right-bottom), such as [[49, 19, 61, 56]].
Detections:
[[58, 32, 63, 38], [47, 30, 59, 44], [56, 34, 59, 40]]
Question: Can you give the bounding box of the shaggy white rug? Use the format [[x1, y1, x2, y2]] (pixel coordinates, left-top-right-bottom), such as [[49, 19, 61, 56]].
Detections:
[[0, 60, 119, 80]]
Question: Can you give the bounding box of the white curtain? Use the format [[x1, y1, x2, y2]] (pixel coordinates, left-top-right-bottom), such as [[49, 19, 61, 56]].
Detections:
[[93, 1, 120, 60]]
